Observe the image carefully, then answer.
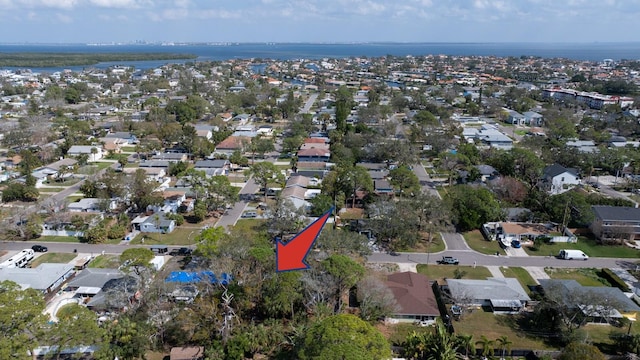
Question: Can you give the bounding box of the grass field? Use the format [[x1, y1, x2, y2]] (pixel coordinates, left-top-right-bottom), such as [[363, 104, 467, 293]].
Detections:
[[230, 219, 267, 235], [416, 264, 492, 282], [454, 309, 554, 351], [130, 227, 201, 245], [30, 253, 76, 267], [463, 230, 506, 255], [409, 234, 446, 253], [500, 267, 538, 293], [544, 267, 611, 287], [524, 236, 640, 258], [88, 254, 120, 268], [37, 236, 80, 243]]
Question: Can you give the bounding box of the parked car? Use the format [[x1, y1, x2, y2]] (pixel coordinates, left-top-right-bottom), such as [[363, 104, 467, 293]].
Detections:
[[31, 245, 48, 252], [511, 240, 521, 248], [241, 211, 258, 218], [169, 247, 192, 256], [437, 256, 459, 265]]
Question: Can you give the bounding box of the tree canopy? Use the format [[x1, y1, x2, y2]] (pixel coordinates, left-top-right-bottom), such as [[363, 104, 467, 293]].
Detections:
[[298, 314, 391, 360]]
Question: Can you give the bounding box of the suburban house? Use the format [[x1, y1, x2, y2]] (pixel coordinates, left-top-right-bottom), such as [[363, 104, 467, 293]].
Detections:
[[66, 268, 128, 307], [132, 213, 176, 233], [444, 277, 531, 313], [374, 179, 394, 195], [523, 111, 544, 126], [104, 131, 137, 144], [566, 140, 599, 153], [214, 136, 249, 156], [297, 146, 331, 162], [590, 206, 640, 242], [194, 125, 217, 140], [462, 125, 513, 150], [148, 191, 189, 214], [151, 152, 188, 162], [384, 272, 440, 324], [538, 279, 640, 324], [0, 263, 75, 295], [295, 161, 331, 179], [68, 198, 117, 212], [99, 138, 123, 154], [67, 145, 104, 162], [541, 163, 580, 195], [40, 158, 77, 179], [123, 167, 167, 182], [482, 221, 576, 245], [506, 109, 526, 125], [194, 159, 230, 176]]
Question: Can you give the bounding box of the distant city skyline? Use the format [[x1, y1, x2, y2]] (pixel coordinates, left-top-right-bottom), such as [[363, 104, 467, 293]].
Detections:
[[1, 0, 639, 44]]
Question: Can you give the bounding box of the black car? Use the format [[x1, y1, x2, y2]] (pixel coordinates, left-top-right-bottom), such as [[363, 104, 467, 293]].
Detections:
[[169, 247, 193, 256], [31, 245, 48, 252], [437, 256, 459, 265]]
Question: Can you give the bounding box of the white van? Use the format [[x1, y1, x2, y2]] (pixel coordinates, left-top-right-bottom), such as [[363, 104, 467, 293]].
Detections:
[[558, 249, 589, 260], [241, 211, 258, 218]]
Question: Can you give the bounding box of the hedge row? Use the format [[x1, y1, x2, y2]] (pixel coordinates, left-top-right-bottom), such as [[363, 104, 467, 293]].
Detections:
[[600, 268, 631, 292]]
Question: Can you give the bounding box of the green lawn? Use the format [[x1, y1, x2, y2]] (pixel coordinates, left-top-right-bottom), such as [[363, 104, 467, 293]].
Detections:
[[453, 309, 555, 351], [30, 253, 76, 267], [66, 195, 84, 203], [43, 178, 81, 187], [416, 264, 491, 282], [230, 219, 267, 235], [36, 236, 80, 243], [544, 267, 611, 287], [88, 254, 120, 269], [463, 230, 506, 255], [121, 146, 136, 152], [402, 233, 446, 253], [524, 236, 640, 258], [130, 227, 202, 245], [500, 267, 537, 293]]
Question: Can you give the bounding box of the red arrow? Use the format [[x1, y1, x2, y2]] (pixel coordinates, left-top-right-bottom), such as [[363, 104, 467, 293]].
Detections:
[[276, 208, 333, 272]]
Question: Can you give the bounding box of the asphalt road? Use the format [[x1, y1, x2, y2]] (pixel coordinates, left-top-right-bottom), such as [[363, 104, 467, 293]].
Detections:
[[215, 142, 283, 228], [301, 93, 319, 114], [215, 178, 259, 228], [367, 250, 639, 270]]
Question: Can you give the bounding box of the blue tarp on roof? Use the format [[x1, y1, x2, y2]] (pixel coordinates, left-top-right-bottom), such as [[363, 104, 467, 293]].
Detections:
[[165, 271, 232, 285]]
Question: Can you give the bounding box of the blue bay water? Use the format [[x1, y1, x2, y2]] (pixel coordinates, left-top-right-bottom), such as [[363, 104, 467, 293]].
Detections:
[[1, 42, 640, 73]]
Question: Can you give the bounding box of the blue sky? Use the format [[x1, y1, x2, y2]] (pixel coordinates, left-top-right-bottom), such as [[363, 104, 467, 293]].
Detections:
[[1, 0, 639, 43]]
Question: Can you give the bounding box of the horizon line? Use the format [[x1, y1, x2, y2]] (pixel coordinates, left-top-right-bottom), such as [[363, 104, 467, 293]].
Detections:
[[2, 41, 640, 46]]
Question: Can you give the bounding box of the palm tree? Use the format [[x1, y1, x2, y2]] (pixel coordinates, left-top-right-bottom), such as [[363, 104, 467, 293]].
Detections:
[[456, 334, 474, 359], [426, 319, 460, 360], [475, 335, 494, 360], [496, 335, 512, 360]]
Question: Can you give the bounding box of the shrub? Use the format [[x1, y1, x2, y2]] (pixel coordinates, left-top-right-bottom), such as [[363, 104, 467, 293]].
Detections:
[[600, 268, 630, 292]]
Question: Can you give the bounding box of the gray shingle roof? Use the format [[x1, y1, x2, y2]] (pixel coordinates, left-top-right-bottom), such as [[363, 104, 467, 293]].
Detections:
[[0, 263, 75, 291], [447, 277, 530, 302], [538, 279, 640, 312], [592, 206, 640, 222], [67, 268, 125, 288]]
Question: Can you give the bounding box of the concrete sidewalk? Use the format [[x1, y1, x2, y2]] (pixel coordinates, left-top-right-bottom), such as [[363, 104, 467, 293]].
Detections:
[[523, 266, 550, 284], [487, 266, 504, 278]]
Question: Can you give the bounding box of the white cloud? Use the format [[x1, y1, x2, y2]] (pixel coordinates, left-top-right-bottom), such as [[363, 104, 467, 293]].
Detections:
[[195, 9, 242, 19], [37, 0, 78, 9], [89, 0, 143, 8], [55, 12, 73, 23]]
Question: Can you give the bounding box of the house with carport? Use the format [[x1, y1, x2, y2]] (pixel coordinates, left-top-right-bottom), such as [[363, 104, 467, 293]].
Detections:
[[0, 263, 75, 296], [444, 277, 530, 313]]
